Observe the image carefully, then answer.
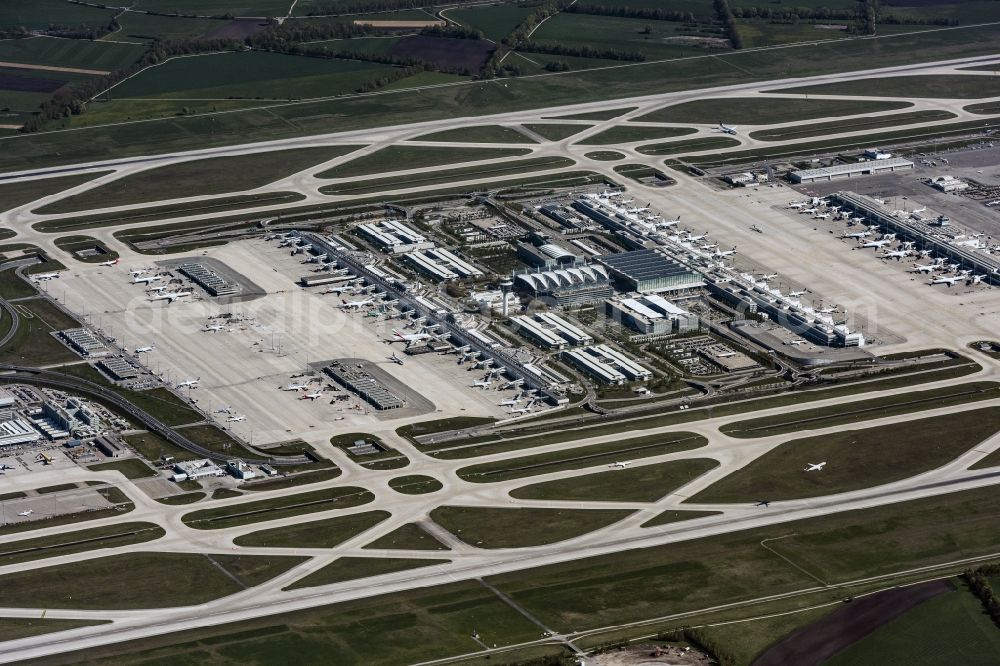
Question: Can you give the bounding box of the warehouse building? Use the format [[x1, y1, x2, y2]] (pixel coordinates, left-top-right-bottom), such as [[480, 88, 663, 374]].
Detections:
[[60, 328, 108, 357], [172, 459, 224, 482], [356, 220, 433, 254], [514, 265, 613, 307], [563, 345, 652, 384], [517, 233, 585, 269], [0, 418, 41, 447], [510, 312, 593, 349], [789, 158, 913, 183], [325, 361, 404, 410], [227, 459, 258, 480], [595, 249, 702, 293], [97, 357, 139, 381], [606, 294, 699, 335], [179, 263, 239, 297]]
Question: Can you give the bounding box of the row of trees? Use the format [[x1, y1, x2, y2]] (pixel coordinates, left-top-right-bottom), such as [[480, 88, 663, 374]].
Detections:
[[714, 0, 744, 49], [517, 41, 645, 61], [568, 4, 701, 23], [0, 17, 119, 40], [302, 0, 482, 15], [964, 566, 1000, 628]]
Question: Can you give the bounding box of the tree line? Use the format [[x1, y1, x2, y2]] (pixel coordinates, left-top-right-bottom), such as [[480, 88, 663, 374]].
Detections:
[[567, 4, 700, 23], [964, 566, 1000, 629], [713, 0, 744, 49]]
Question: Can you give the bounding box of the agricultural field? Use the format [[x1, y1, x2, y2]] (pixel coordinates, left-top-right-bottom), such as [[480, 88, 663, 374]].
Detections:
[[0, 0, 116, 31], [130, 0, 293, 15], [446, 2, 536, 41], [528, 12, 731, 62], [112, 12, 232, 43], [36, 145, 357, 214], [0, 37, 144, 72], [110, 51, 400, 101], [0, 172, 109, 214]]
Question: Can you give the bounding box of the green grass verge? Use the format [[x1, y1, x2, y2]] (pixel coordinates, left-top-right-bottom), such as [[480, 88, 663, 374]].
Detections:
[[125, 430, 201, 463], [36, 483, 78, 494], [0, 552, 306, 610], [577, 125, 696, 145], [234, 510, 391, 548], [749, 109, 957, 142], [285, 557, 447, 590], [87, 458, 158, 479], [317, 146, 532, 179], [387, 475, 443, 495], [585, 150, 626, 160], [0, 172, 111, 214], [318, 156, 575, 196], [182, 487, 375, 530], [363, 523, 449, 551], [410, 125, 536, 144], [34, 147, 360, 215], [396, 416, 497, 442], [430, 506, 635, 549], [0, 617, 110, 642], [641, 509, 723, 528], [547, 107, 638, 121], [242, 467, 342, 492], [635, 97, 911, 125], [721, 381, 1000, 438], [637, 136, 741, 155], [53, 235, 118, 263], [449, 432, 707, 470], [33, 191, 307, 233], [691, 406, 1000, 503], [772, 74, 1000, 99], [510, 458, 719, 502], [0, 522, 163, 566], [522, 123, 592, 141], [0, 298, 81, 365], [155, 492, 206, 505]]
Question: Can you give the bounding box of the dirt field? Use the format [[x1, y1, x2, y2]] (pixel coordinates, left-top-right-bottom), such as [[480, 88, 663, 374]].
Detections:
[[0, 61, 108, 76], [388, 35, 494, 73], [753, 580, 954, 666], [355, 20, 445, 29], [0, 73, 65, 93]]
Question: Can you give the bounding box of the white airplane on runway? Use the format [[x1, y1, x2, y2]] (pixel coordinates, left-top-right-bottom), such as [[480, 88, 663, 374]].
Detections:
[[804, 462, 826, 471], [149, 290, 191, 303], [176, 378, 199, 388], [302, 391, 324, 401], [98, 258, 119, 267], [717, 121, 738, 135], [610, 461, 633, 469], [226, 415, 246, 422], [17, 510, 33, 517], [134, 345, 154, 353]]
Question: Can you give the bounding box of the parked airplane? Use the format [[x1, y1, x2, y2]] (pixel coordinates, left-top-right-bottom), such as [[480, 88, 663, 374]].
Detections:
[[789, 339, 808, 346], [788, 202, 807, 209], [841, 230, 870, 239], [147, 285, 169, 293], [609, 461, 632, 469], [930, 273, 969, 287], [226, 415, 246, 422], [202, 324, 227, 332], [98, 258, 119, 267], [36, 453, 53, 465], [800, 207, 818, 215], [755, 500, 771, 507], [813, 213, 830, 220], [149, 290, 191, 303], [910, 263, 940, 274], [17, 510, 33, 517], [712, 247, 737, 258], [214, 405, 233, 414], [508, 405, 534, 414], [759, 273, 777, 281], [388, 329, 432, 345], [340, 298, 374, 309], [717, 121, 738, 135], [301, 391, 324, 400], [817, 305, 838, 314], [176, 378, 200, 388], [880, 248, 912, 260], [804, 462, 827, 471], [968, 274, 988, 285], [133, 275, 162, 285], [320, 285, 355, 295], [788, 289, 807, 297], [499, 398, 521, 407], [0, 463, 13, 471], [282, 383, 308, 391], [389, 353, 404, 365], [31, 272, 60, 282], [472, 380, 492, 389], [134, 345, 154, 353], [859, 238, 894, 249]]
